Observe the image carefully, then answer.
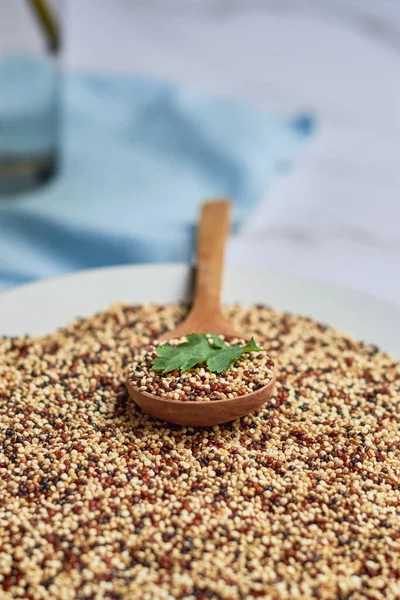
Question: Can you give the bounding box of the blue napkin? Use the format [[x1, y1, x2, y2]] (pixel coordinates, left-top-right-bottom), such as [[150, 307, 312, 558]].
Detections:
[[0, 57, 314, 290]]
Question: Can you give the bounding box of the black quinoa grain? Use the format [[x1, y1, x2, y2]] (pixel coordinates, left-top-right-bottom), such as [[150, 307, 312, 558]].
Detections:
[[0, 302, 399, 599]]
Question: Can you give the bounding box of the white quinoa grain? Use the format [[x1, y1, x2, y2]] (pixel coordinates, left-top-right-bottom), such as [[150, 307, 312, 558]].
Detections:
[[127, 336, 274, 401], [0, 302, 399, 599]]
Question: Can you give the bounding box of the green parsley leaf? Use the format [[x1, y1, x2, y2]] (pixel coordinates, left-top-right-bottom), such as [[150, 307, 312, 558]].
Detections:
[[152, 334, 217, 373], [243, 337, 262, 353], [151, 334, 263, 374], [206, 337, 262, 373], [209, 333, 228, 349]]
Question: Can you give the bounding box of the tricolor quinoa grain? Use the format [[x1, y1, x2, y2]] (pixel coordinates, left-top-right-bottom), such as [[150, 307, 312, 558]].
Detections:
[[127, 337, 274, 401], [0, 302, 400, 600]]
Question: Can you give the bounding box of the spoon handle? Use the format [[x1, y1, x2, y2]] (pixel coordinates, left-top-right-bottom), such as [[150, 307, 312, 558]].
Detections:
[[192, 199, 231, 315]]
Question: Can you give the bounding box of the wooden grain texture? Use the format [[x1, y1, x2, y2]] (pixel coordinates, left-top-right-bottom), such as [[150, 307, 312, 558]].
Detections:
[[126, 198, 276, 426], [160, 199, 241, 340], [127, 375, 276, 426]]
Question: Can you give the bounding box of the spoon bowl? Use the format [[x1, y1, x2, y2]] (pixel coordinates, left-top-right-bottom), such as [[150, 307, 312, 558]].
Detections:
[[126, 374, 276, 426], [127, 199, 276, 426]]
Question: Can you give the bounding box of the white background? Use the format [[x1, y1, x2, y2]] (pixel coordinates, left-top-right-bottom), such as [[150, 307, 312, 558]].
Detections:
[[2, 0, 400, 304]]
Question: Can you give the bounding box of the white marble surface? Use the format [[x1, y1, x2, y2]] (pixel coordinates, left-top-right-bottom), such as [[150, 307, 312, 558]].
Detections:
[[64, 0, 400, 305], [3, 1, 400, 304]]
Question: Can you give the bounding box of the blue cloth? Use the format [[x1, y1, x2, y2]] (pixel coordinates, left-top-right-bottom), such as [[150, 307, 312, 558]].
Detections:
[[0, 59, 314, 289]]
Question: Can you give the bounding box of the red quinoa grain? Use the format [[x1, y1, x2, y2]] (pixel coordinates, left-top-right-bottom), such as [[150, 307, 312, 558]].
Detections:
[[0, 302, 400, 599], [127, 336, 274, 401]]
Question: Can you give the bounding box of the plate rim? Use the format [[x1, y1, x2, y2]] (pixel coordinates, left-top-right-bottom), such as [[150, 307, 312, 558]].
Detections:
[[1, 263, 399, 358], [1, 261, 399, 313]]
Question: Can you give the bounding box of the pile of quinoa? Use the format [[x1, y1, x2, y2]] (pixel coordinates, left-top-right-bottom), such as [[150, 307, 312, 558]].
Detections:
[[127, 337, 274, 401], [1, 302, 400, 600]]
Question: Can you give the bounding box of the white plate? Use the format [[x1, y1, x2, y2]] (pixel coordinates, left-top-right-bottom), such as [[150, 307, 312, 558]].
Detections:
[[0, 263, 399, 358]]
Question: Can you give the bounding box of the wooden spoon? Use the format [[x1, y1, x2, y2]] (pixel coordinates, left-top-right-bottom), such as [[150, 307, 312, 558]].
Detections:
[[126, 199, 276, 426]]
